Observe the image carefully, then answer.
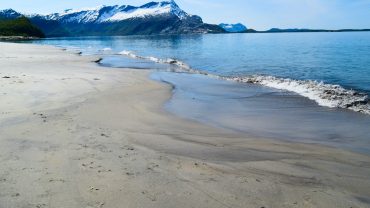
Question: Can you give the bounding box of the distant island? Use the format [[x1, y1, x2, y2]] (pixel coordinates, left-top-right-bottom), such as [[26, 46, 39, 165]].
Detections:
[[220, 23, 370, 33], [244, 28, 370, 33], [0, 0, 369, 39]]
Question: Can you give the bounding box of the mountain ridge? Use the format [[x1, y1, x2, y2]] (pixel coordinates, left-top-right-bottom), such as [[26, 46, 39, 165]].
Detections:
[[43, 1, 189, 24], [3, 2, 368, 37], [1, 1, 225, 37]]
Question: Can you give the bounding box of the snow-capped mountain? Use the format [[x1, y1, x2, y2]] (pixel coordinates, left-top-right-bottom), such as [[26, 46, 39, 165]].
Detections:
[[0, 1, 224, 37], [219, 23, 247, 33], [0, 9, 22, 19], [44, 0, 190, 24]]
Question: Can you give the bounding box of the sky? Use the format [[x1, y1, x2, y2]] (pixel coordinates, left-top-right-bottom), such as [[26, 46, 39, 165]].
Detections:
[[1, 0, 370, 30]]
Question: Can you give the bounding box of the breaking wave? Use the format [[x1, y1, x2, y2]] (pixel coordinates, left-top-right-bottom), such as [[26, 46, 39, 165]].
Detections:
[[118, 50, 370, 115], [229, 75, 370, 115], [119, 50, 187, 67]]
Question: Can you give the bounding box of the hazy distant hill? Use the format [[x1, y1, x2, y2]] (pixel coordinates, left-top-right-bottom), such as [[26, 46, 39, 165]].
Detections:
[[264, 28, 370, 33], [0, 16, 45, 38], [219, 23, 247, 33], [0, 1, 225, 37]]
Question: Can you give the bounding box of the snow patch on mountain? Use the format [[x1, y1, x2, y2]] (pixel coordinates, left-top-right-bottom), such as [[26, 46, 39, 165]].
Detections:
[[107, 4, 171, 22], [43, 1, 190, 24], [0, 9, 22, 19]]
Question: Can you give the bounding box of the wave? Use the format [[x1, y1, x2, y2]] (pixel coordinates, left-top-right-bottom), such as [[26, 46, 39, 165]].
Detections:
[[119, 50, 189, 68], [101, 47, 112, 51], [118, 51, 223, 80], [118, 50, 370, 115], [229, 75, 370, 115]]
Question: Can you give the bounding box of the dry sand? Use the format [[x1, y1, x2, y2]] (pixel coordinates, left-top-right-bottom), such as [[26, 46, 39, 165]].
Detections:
[[0, 42, 370, 208]]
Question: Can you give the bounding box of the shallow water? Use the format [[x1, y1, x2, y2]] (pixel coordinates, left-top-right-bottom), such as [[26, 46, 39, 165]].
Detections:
[[151, 72, 370, 154]]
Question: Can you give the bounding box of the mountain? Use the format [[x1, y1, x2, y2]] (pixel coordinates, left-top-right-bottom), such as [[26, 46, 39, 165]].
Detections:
[[0, 15, 45, 38], [219, 23, 247, 33], [44, 1, 189, 24], [0, 9, 22, 19], [0, 1, 225, 37]]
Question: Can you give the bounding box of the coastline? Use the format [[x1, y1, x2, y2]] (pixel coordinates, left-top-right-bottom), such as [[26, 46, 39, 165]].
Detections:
[[151, 72, 370, 155], [1, 42, 370, 207], [0, 36, 42, 41]]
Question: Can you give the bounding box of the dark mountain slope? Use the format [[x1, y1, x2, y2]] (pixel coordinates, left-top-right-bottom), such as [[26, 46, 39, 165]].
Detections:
[[0, 16, 45, 38]]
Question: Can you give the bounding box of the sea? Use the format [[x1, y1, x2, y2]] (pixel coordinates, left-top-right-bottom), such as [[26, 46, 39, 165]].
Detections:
[[28, 32, 370, 154]]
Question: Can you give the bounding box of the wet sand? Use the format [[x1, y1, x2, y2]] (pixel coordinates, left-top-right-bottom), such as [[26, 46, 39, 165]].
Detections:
[[1, 42, 370, 208], [151, 72, 370, 154]]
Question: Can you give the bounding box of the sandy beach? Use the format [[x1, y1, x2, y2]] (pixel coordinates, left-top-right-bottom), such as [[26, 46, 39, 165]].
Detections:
[[1, 42, 370, 208]]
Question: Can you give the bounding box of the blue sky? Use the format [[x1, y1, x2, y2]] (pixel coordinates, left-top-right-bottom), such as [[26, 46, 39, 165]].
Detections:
[[1, 0, 370, 30]]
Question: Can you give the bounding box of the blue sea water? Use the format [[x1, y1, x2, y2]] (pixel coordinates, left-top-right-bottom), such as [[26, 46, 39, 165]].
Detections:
[[31, 32, 370, 94], [28, 32, 370, 154]]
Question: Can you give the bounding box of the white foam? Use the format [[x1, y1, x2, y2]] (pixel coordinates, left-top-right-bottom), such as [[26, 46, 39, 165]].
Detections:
[[229, 75, 370, 114], [118, 50, 140, 59], [118, 50, 195, 72]]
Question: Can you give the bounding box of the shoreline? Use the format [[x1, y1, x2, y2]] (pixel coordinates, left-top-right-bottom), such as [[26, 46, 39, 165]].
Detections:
[[96, 47, 370, 116], [150, 72, 370, 155], [0, 36, 42, 41], [1, 42, 370, 207]]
